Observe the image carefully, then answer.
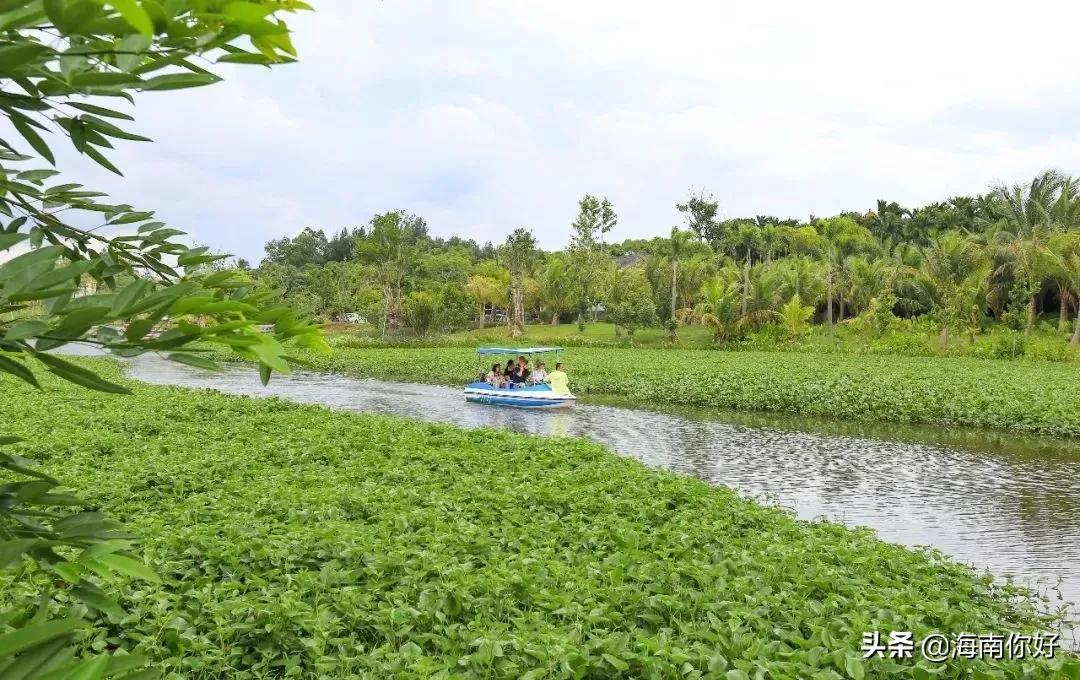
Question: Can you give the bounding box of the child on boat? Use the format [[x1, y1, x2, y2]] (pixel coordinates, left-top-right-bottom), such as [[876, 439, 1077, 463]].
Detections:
[[530, 361, 547, 385]]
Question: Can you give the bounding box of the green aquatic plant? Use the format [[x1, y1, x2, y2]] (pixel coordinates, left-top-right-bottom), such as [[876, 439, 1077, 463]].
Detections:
[[264, 345, 1080, 438], [0, 363, 1074, 678]]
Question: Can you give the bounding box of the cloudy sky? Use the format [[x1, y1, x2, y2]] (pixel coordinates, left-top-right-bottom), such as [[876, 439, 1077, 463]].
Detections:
[[55, 0, 1080, 262]]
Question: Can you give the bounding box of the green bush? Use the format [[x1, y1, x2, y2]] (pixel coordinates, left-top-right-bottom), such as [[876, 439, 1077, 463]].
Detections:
[[866, 331, 935, 357], [1025, 337, 1072, 362], [991, 332, 1027, 360]]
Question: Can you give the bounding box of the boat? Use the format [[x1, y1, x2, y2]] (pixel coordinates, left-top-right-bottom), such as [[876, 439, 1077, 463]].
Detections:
[[464, 346, 576, 409]]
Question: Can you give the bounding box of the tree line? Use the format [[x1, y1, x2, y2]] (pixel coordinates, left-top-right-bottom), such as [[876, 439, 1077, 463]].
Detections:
[[250, 170, 1080, 344]]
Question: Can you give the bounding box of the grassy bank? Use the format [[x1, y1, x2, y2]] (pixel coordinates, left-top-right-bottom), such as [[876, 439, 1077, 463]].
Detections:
[[281, 344, 1080, 438], [0, 363, 1072, 678], [330, 320, 1080, 362]]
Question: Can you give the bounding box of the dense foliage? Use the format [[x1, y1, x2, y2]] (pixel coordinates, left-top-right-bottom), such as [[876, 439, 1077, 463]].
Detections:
[[1, 364, 1074, 679], [276, 344, 1080, 438], [0, 1, 321, 676], [254, 174, 1080, 350]]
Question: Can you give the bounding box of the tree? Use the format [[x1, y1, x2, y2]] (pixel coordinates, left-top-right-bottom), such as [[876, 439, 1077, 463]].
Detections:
[[0, 1, 321, 675], [497, 228, 537, 337], [465, 275, 505, 328], [539, 254, 572, 325], [667, 228, 693, 323], [403, 290, 439, 336], [676, 189, 721, 243], [607, 267, 656, 339], [1047, 233, 1080, 344], [919, 231, 990, 344], [325, 227, 365, 262], [778, 294, 815, 339], [263, 227, 330, 268], [568, 195, 617, 322], [992, 170, 1064, 334], [817, 216, 874, 335], [692, 276, 740, 343], [355, 211, 428, 333], [729, 223, 761, 315], [570, 194, 616, 248]]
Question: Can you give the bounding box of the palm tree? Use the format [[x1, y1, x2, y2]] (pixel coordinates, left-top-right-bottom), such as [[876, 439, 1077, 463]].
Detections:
[[729, 223, 761, 315], [777, 294, 815, 339], [668, 228, 693, 323], [675, 254, 713, 311], [693, 276, 740, 342], [773, 255, 824, 305], [497, 228, 537, 338], [539, 255, 572, 325], [845, 256, 896, 317], [1047, 233, 1080, 344], [817, 216, 874, 335], [992, 169, 1065, 334], [919, 231, 990, 344]]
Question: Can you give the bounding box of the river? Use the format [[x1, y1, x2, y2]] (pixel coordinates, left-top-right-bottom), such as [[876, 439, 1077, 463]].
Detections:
[[124, 353, 1080, 630]]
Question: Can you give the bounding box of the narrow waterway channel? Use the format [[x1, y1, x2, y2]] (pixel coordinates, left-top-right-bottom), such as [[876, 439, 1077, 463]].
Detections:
[[124, 354, 1080, 628]]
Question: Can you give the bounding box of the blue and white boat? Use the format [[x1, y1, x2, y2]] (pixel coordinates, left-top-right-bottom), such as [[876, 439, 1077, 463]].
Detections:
[[464, 347, 575, 409]]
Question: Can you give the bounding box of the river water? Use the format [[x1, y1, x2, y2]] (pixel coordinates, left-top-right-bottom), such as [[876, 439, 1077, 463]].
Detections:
[[124, 354, 1080, 626]]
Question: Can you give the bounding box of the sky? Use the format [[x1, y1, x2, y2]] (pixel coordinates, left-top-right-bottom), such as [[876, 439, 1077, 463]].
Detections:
[[48, 0, 1080, 262]]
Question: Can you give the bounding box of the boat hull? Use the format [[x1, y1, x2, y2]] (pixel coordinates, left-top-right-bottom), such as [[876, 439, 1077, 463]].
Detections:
[[463, 382, 576, 409]]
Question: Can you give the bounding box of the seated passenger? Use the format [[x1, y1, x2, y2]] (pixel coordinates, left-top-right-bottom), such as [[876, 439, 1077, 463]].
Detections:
[[485, 363, 502, 386], [509, 356, 530, 387], [545, 362, 570, 395], [531, 361, 547, 385]]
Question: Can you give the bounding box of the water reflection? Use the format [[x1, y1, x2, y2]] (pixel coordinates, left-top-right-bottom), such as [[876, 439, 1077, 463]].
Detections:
[[124, 354, 1080, 620]]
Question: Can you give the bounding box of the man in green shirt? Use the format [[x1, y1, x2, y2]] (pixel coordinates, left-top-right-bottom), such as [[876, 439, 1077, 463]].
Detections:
[[545, 362, 570, 395]]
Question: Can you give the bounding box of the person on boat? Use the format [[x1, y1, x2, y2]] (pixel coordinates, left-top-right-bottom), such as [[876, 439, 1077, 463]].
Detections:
[[504, 359, 515, 380], [508, 356, 530, 387], [545, 362, 570, 395], [530, 361, 547, 385], [486, 363, 504, 387]]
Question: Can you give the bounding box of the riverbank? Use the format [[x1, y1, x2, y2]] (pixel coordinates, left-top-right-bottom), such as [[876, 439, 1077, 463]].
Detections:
[[1, 361, 1073, 678], [261, 344, 1080, 438], [329, 321, 1080, 361]]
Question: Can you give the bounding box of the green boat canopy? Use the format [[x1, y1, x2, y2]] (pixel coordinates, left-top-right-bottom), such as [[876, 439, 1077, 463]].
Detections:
[[476, 347, 563, 355]]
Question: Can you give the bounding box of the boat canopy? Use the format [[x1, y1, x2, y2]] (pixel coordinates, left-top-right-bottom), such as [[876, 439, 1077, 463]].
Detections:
[[476, 346, 563, 355]]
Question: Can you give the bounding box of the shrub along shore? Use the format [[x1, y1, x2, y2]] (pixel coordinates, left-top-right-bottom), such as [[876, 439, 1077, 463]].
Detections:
[[0, 362, 1073, 678], [266, 343, 1080, 438]]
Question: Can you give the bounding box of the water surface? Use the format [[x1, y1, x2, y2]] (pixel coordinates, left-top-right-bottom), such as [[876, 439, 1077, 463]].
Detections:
[[125, 354, 1080, 631]]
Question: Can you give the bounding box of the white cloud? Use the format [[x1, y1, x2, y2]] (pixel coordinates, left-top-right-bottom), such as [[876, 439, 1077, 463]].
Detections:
[[39, 0, 1080, 260]]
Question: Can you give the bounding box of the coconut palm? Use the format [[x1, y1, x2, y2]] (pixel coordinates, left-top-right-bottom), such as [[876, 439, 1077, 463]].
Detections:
[[693, 276, 741, 342], [991, 170, 1066, 334], [668, 228, 694, 323], [845, 256, 896, 317], [777, 294, 815, 339], [817, 216, 875, 334], [919, 231, 990, 344], [729, 223, 761, 315], [675, 254, 714, 311], [1047, 233, 1080, 344], [772, 255, 825, 306]]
